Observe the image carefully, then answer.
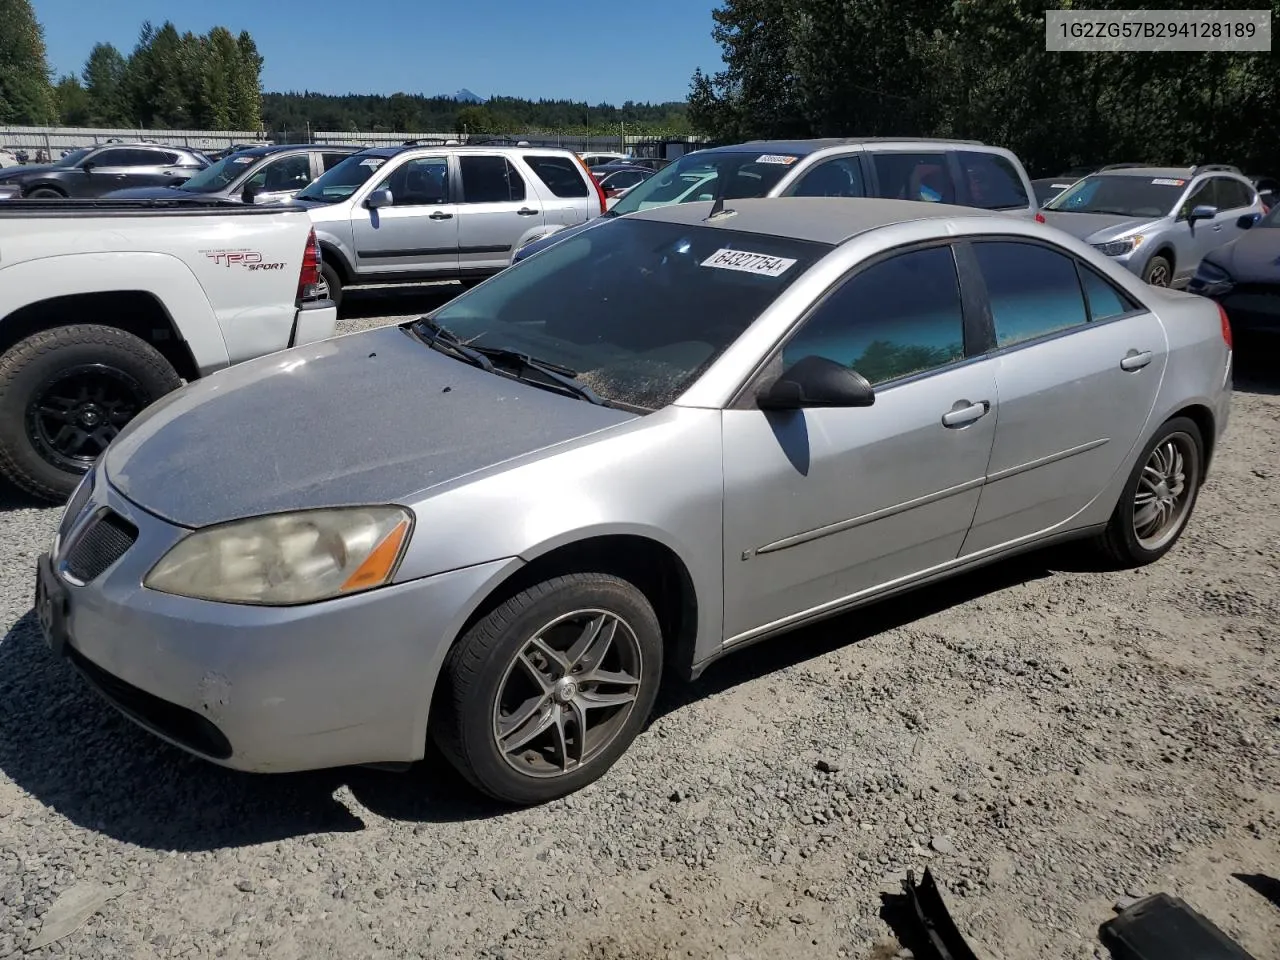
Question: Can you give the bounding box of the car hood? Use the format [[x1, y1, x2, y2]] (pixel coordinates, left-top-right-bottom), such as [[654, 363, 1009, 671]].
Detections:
[[104, 325, 639, 528], [1040, 211, 1154, 243], [0, 164, 51, 181], [1204, 227, 1280, 284], [103, 186, 207, 200]]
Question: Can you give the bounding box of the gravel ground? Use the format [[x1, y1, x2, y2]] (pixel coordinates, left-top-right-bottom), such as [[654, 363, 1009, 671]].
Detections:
[[1, 292, 1278, 960]]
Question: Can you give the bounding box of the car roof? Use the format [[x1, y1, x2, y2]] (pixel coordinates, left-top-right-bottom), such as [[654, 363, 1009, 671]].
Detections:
[[229, 143, 362, 158], [625, 196, 999, 245], [1093, 166, 1207, 179], [698, 137, 987, 158], [355, 143, 577, 159]]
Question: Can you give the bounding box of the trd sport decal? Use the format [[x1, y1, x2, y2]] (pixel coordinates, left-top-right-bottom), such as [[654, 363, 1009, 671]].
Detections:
[[201, 249, 287, 271]]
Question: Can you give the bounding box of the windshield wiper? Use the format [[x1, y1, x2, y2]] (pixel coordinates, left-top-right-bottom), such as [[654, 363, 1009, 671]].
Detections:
[[470, 346, 609, 406], [408, 318, 495, 371]]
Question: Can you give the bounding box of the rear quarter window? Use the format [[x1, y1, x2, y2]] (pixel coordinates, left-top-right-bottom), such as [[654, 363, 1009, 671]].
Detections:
[[524, 155, 590, 198], [957, 151, 1029, 210]]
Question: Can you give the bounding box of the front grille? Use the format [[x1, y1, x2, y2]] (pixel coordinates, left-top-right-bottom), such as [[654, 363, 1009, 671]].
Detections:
[[68, 647, 233, 760], [63, 510, 138, 583]]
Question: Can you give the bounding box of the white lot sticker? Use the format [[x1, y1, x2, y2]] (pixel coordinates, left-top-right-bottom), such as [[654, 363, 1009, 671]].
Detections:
[[701, 247, 798, 277], [756, 154, 798, 165], [233, 156, 253, 164], [1152, 178, 1186, 186], [360, 157, 387, 168]]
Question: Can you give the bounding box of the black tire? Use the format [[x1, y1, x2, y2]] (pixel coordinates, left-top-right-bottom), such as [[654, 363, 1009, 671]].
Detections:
[[0, 325, 182, 502], [1142, 254, 1173, 287], [24, 187, 65, 199], [1093, 416, 1204, 568], [320, 261, 344, 311], [433, 572, 663, 805]]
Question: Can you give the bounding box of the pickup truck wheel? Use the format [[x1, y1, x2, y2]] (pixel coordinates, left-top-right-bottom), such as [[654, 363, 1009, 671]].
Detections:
[[0, 325, 182, 502], [319, 262, 343, 310]]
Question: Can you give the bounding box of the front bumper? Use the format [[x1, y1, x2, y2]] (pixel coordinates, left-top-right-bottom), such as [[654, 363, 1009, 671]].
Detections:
[[39, 474, 514, 772]]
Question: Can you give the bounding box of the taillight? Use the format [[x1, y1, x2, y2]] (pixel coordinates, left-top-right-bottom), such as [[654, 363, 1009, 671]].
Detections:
[[1034, 211, 1046, 223], [1217, 302, 1233, 350], [298, 227, 320, 301], [574, 154, 608, 216]]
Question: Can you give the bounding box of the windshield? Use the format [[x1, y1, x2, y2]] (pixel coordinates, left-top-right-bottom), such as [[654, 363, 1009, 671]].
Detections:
[[425, 217, 830, 409], [609, 151, 798, 216], [54, 148, 92, 168], [296, 152, 389, 203], [1045, 174, 1186, 218], [175, 151, 260, 192]]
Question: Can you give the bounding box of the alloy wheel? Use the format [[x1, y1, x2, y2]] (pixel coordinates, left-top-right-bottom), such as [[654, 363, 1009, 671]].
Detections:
[[26, 364, 146, 471], [492, 609, 643, 779], [1132, 431, 1199, 551]]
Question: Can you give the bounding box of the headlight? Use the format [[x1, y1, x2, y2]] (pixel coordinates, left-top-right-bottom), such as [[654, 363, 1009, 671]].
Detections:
[[1189, 259, 1235, 296], [145, 506, 413, 605], [1093, 235, 1144, 257]]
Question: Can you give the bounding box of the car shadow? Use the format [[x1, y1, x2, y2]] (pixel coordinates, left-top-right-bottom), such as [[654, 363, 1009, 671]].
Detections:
[[0, 549, 1061, 852], [337, 282, 465, 321], [1234, 333, 1280, 395]]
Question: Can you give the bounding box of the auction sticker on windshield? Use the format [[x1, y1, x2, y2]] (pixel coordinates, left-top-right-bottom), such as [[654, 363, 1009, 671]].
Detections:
[[360, 158, 387, 168], [756, 154, 799, 165], [702, 248, 798, 277], [1152, 178, 1186, 186]]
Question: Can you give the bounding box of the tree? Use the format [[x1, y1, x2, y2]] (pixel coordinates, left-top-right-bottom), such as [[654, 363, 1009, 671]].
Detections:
[[82, 43, 128, 125], [228, 31, 263, 130], [54, 74, 91, 125], [0, 0, 58, 124]]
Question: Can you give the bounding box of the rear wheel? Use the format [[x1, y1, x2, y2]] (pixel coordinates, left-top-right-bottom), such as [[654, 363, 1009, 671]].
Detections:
[[433, 573, 663, 805], [1093, 416, 1204, 568], [319, 262, 344, 311], [0, 325, 181, 502], [1142, 255, 1172, 287]]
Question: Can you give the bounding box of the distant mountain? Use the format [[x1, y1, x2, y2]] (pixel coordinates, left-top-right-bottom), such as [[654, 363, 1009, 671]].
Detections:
[[451, 88, 484, 104]]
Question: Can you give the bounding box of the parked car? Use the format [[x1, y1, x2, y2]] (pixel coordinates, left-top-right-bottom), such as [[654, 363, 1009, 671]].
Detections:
[[105, 144, 365, 205], [1032, 176, 1079, 206], [595, 165, 655, 206], [0, 198, 336, 500], [591, 157, 670, 174], [34, 197, 1231, 804], [295, 144, 607, 307], [0, 142, 208, 198], [1040, 164, 1264, 287], [1248, 174, 1279, 213], [578, 151, 629, 167], [512, 136, 1039, 264], [1188, 200, 1280, 337]]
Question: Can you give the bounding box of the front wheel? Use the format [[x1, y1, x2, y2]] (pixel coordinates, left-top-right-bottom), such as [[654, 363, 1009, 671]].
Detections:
[[24, 187, 65, 199], [1093, 416, 1204, 568], [433, 573, 663, 805], [1142, 255, 1172, 287], [0, 325, 182, 502]]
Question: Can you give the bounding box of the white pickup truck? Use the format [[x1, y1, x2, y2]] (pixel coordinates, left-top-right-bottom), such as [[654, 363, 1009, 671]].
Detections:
[[0, 198, 337, 501]]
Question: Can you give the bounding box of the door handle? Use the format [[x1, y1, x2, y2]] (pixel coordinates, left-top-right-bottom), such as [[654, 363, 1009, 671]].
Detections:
[[1120, 350, 1153, 371], [941, 400, 990, 428], [516, 207, 538, 216], [429, 211, 453, 220]]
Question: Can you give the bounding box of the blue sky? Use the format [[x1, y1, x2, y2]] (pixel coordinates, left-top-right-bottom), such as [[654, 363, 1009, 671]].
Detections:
[[32, 0, 724, 105]]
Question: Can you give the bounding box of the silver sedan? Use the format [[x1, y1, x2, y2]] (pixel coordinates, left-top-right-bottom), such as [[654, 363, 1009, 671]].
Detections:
[[35, 197, 1233, 804]]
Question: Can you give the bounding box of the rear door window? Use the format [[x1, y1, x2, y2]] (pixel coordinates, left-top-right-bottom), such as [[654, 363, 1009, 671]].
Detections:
[[972, 241, 1089, 347], [957, 151, 1029, 210], [525, 154, 590, 198], [790, 157, 866, 198], [872, 152, 956, 204], [460, 155, 526, 203]]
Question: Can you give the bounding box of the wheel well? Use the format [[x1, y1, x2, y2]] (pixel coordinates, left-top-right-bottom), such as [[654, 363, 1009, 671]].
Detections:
[[453, 535, 699, 681], [1171, 403, 1216, 471], [318, 243, 350, 283], [0, 292, 199, 381], [1150, 246, 1176, 272], [23, 183, 66, 197]]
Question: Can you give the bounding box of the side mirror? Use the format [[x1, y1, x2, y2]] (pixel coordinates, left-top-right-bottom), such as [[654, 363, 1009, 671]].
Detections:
[[241, 184, 260, 204], [756, 355, 875, 411], [1188, 204, 1218, 224], [1237, 212, 1261, 230], [79, 160, 94, 172], [366, 187, 393, 209]]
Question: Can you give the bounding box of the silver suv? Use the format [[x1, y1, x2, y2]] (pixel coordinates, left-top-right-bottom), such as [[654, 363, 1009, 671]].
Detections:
[[511, 136, 1038, 264], [296, 143, 605, 306], [1040, 164, 1265, 287]]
